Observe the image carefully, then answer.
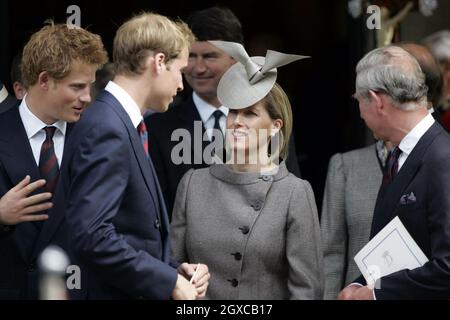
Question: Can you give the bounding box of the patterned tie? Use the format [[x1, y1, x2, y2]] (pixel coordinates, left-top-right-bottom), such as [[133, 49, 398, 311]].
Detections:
[[382, 146, 402, 186], [137, 120, 149, 157], [39, 126, 59, 194]]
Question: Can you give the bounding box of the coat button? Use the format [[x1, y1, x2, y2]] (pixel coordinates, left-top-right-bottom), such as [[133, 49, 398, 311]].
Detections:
[[231, 252, 242, 261], [28, 261, 37, 273], [251, 201, 262, 211], [154, 219, 160, 229], [239, 226, 249, 235], [261, 175, 272, 182], [228, 278, 239, 287]]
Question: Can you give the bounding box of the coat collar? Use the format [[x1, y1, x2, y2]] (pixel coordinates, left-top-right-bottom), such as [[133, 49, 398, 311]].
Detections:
[[210, 161, 289, 185]]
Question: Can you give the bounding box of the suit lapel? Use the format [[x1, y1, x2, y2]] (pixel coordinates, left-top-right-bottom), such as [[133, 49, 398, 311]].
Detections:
[[371, 122, 443, 235], [0, 107, 41, 262]]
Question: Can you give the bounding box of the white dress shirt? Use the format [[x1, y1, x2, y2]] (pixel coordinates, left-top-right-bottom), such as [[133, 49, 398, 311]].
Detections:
[[397, 113, 435, 171], [105, 81, 143, 128], [193, 92, 228, 141], [19, 96, 66, 167]]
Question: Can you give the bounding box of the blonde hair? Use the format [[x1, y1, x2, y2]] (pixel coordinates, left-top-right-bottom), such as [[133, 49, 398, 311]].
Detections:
[[113, 12, 195, 75], [21, 23, 108, 87], [262, 83, 293, 160]]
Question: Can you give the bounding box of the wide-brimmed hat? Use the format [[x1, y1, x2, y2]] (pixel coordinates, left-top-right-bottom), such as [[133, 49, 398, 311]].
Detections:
[[209, 40, 309, 109]]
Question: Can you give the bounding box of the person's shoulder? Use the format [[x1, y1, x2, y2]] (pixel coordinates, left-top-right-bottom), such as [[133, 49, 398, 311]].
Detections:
[[341, 144, 376, 160], [284, 173, 313, 193]]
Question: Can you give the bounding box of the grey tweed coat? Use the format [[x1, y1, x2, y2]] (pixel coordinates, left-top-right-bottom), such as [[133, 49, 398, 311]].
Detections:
[[321, 144, 383, 299], [171, 162, 324, 300]]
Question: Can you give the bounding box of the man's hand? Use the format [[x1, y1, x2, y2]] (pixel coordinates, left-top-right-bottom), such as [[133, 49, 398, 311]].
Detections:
[[178, 262, 210, 298], [338, 284, 374, 300], [0, 176, 52, 225], [351, 286, 374, 300], [172, 274, 198, 300], [338, 284, 362, 300]]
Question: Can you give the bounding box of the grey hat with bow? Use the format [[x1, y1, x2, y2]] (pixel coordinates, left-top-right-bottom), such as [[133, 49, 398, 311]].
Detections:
[[209, 40, 309, 109]]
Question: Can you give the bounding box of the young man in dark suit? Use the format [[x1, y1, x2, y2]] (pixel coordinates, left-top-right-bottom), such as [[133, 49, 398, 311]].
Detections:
[[0, 23, 107, 299], [146, 6, 301, 218], [339, 45, 450, 300], [61, 12, 209, 300]]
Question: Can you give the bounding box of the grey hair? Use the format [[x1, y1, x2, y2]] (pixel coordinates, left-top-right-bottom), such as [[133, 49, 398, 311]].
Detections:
[[422, 30, 450, 64], [355, 46, 428, 110]]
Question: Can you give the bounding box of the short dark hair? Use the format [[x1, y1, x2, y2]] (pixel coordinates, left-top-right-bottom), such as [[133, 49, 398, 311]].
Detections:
[[186, 6, 244, 44]]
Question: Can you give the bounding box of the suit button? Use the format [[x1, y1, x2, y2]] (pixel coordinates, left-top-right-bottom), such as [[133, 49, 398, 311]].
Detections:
[[154, 219, 160, 229], [231, 252, 242, 261], [1, 225, 11, 232], [239, 226, 249, 235], [228, 278, 239, 287], [28, 261, 37, 273]]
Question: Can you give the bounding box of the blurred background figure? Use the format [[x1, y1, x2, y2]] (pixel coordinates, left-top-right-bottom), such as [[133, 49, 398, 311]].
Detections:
[[90, 62, 114, 100], [38, 245, 69, 300], [10, 52, 26, 99]]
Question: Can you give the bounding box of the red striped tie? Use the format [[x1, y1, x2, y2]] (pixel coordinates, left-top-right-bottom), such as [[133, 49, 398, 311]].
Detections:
[[137, 120, 149, 157], [39, 126, 60, 194]]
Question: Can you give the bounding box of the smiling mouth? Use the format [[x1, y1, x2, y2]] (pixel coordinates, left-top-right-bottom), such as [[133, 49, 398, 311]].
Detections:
[[232, 130, 248, 138]]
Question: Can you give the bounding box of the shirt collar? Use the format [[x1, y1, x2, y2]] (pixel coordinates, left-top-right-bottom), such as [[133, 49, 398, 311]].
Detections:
[[19, 95, 67, 139], [192, 92, 228, 123], [105, 81, 143, 128], [398, 113, 435, 156]]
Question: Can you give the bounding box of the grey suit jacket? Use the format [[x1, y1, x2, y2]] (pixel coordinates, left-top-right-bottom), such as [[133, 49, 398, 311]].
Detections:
[[321, 144, 383, 299], [171, 162, 324, 300]]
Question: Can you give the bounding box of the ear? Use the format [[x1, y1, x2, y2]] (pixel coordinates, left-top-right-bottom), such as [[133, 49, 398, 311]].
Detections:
[[151, 52, 166, 75], [368, 90, 384, 115], [37, 71, 51, 90], [271, 119, 283, 136]]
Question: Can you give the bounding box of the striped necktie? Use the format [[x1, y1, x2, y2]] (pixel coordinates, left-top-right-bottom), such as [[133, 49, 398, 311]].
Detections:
[[382, 146, 402, 186], [137, 120, 149, 157], [39, 126, 59, 194]]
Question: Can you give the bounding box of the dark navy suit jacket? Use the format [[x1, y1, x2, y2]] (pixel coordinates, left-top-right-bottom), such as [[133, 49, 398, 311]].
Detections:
[[0, 105, 72, 299], [61, 90, 178, 299], [356, 122, 450, 299]]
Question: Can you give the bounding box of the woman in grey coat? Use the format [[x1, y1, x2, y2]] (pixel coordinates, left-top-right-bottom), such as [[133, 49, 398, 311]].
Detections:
[[170, 41, 324, 300]]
